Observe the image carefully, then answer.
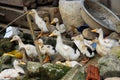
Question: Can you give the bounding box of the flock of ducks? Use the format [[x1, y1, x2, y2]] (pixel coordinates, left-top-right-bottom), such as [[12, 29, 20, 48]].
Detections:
[[1, 9, 120, 79]]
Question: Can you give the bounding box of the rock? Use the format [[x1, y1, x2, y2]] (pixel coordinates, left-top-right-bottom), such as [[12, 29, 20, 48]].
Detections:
[[110, 46, 120, 57], [107, 32, 120, 40], [0, 38, 16, 56], [82, 28, 98, 40], [60, 65, 85, 80], [27, 61, 42, 76], [0, 56, 15, 71], [98, 54, 120, 79], [26, 61, 71, 80]]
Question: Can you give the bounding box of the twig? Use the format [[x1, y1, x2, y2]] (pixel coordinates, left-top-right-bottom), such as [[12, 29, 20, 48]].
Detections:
[[24, 7, 43, 64]]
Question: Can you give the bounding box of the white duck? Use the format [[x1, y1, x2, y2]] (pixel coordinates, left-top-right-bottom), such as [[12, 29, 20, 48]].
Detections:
[[51, 18, 66, 33], [49, 30, 80, 61], [91, 28, 120, 48], [10, 35, 38, 59], [0, 60, 25, 80], [72, 35, 95, 58], [29, 9, 49, 37], [91, 28, 120, 56], [37, 39, 56, 55]]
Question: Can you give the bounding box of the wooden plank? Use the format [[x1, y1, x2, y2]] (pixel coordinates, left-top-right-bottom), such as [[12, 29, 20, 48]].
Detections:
[[0, 6, 49, 30], [0, 0, 36, 8], [37, 0, 53, 5]]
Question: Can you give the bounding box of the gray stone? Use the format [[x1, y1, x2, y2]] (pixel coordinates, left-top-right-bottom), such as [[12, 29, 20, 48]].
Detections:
[[26, 61, 71, 80], [82, 28, 98, 40], [0, 38, 16, 56], [0, 56, 15, 71], [60, 65, 85, 80], [27, 61, 42, 76], [110, 46, 120, 57], [98, 54, 120, 79]]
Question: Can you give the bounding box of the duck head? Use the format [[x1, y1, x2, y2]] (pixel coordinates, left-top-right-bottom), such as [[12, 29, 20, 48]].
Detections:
[[29, 9, 37, 17], [10, 35, 20, 42], [51, 18, 59, 24], [49, 30, 60, 37]]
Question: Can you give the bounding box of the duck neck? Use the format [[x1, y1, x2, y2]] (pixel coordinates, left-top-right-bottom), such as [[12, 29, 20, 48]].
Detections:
[[98, 30, 104, 41], [14, 63, 24, 73], [56, 22, 59, 29], [17, 39, 24, 47], [56, 34, 63, 45]]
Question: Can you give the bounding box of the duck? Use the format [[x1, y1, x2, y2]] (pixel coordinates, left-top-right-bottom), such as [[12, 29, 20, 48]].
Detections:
[[72, 35, 95, 58], [49, 30, 80, 61], [10, 35, 38, 60], [29, 9, 49, 37], [36, 39, 56, 63], [56, 61, 82, 67], [44, 16, 56, 33], [2, 50, 23, 59], [0, 59, 25, 80], [51, 18, 66, 33], [91, 28, 120, 48]]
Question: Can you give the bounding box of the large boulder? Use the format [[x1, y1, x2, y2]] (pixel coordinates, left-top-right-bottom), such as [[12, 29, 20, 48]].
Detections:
[[60, 65, 85, 80], [98, 54, 120, 79], [26, 61, 71, 80], [0, 38, 16, 56]]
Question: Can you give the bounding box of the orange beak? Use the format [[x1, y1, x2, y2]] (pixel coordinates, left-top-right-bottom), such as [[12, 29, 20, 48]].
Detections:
[[51, 20, 55, 24], [91, 29, 97, 32], [49, 33, 55, 37]]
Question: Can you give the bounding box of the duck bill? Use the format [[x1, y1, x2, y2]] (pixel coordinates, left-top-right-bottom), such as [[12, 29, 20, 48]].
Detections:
[[51, 20, 55, 24], [49, 33, 54, 37], [28, 11, 34, 14], [20, 61, 26, 65], [91, 29, 97, 32], [10, 39, 14, 42]]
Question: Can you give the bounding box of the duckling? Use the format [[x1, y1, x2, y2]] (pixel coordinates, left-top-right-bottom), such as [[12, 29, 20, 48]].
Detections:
[[56, 61, 82, 67], [51, 18, 66, 33], [36, 39, 56, 63], [91, 28, 119, 48], [49, 30, 80, 61], [10, 35, 38, 60], [0, 59, 25, 80], [3, 50, 23, 59], [29, 9, 49, 38]]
